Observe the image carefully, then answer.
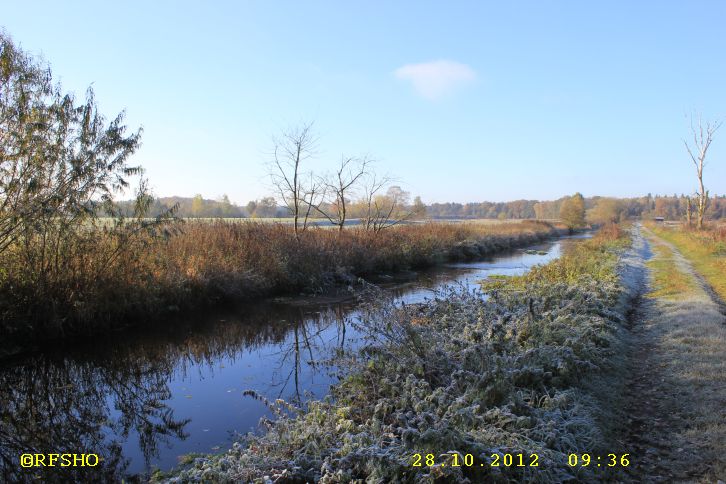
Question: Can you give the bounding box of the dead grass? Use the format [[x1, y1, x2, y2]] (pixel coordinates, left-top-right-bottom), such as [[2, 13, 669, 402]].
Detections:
[[0, 220, 562, 346]]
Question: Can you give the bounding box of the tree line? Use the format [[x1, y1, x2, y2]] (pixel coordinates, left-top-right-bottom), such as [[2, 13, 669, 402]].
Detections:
[[123, 193, 726, 222]]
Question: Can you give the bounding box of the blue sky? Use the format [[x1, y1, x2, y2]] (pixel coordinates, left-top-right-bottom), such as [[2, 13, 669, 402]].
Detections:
[[3, 1, 725, 204]]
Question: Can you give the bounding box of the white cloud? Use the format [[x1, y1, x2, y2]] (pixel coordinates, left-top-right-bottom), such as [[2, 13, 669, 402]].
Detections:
[[394, 60, 476, 100]]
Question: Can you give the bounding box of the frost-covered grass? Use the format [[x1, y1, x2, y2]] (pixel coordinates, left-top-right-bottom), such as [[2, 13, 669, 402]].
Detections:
[[154, 225, 633, 483]]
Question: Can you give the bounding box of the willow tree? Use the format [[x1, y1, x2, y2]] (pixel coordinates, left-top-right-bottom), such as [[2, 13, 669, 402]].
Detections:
[[0, 33, 153, 252], [684, 114, 721, 229], [0, 32, 171, 328], [559, 192, 586, 229], [586, 198, 622, 225]]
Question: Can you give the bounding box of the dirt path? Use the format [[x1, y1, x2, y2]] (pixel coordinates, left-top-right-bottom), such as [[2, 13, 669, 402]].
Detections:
[[622, 225, 726, 482], [648, 228, 726, 317]]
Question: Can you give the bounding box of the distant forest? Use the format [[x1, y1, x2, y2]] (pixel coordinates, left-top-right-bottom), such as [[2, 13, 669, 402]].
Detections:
[[117, 193, 726, 221]]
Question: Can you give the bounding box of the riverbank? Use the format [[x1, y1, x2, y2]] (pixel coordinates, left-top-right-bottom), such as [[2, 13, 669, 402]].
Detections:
[[0, 220, 564, 355], [155, 224, 635, 483]]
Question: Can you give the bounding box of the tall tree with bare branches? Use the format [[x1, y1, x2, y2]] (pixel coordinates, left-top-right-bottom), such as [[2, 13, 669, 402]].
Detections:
[[684, 114, 722, 229], [268, 122, 321, 237], [316, 155, 371, 232]]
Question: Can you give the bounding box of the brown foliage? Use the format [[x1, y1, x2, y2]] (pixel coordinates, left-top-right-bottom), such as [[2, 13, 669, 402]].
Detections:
[[0, 220, 559, 345]]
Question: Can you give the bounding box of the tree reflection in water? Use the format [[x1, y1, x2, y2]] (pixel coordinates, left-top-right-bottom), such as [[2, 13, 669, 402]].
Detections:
[[0, 352, 186, 482], [266, 304, 355, 405], [0, 298, 358, 481]]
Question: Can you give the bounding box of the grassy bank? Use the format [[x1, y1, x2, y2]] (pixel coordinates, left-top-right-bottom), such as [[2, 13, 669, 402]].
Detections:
[[156, 225, 633, 483], [645, 242, 699, 300], [0, 220, 561, 348], [647, 223, 726, 302], [635, 228, 726, 480]]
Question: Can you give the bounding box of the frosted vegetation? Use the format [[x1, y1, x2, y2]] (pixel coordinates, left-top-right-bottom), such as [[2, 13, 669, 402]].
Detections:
[[156, 226, 634, 483]]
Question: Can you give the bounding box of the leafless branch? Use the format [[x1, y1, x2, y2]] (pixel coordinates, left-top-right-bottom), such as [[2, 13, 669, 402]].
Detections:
[[683, 113, 721, 228]]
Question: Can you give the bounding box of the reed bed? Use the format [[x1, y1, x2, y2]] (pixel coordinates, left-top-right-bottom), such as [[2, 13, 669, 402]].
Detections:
[[0, 220, 560, 347]]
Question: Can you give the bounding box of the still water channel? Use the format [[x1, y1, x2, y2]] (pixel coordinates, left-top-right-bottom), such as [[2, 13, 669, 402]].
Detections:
[[0, 234, 589, 480]]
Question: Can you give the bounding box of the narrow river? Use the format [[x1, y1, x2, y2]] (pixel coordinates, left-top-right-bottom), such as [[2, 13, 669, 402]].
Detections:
[[0, 234, 589, 479]]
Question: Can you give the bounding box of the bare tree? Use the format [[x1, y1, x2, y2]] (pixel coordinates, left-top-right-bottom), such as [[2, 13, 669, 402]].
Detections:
[[359, 172, 392, 232], [360, 175, 414, 233], [315, 155, 371, 232], [268, 122, 320, 237], [298, 171, 325, 232], [684, 114, 722, 229]]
